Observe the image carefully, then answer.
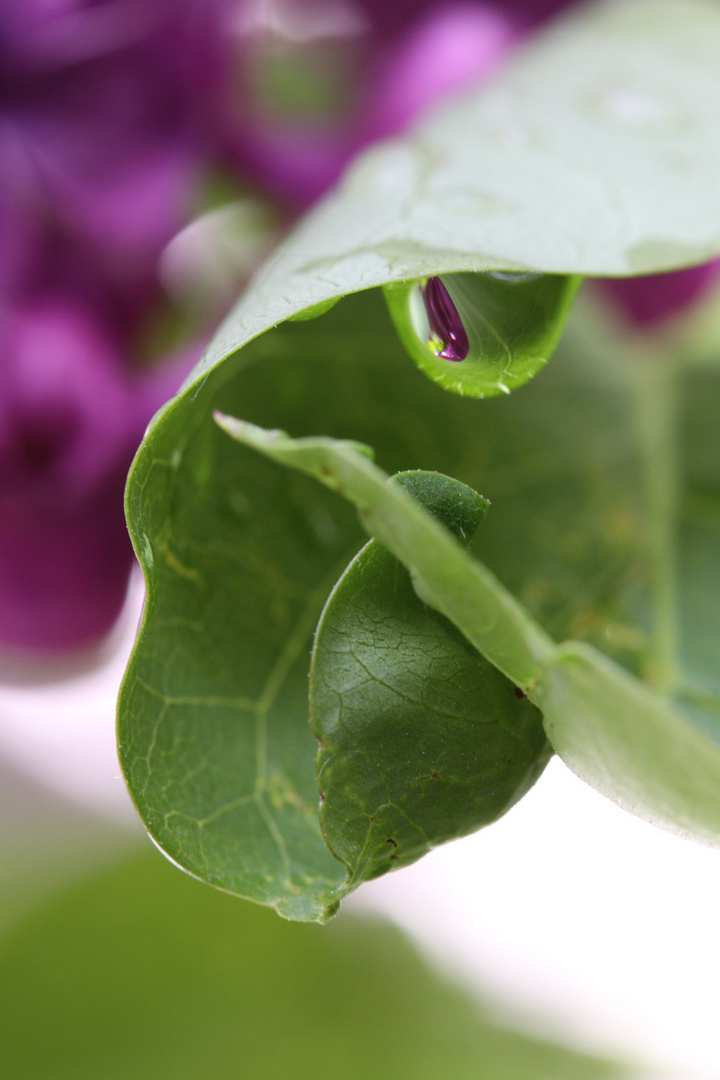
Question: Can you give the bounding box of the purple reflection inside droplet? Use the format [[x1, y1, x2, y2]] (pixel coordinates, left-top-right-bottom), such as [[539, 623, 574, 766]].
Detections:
[[420, 277, 469, 361]]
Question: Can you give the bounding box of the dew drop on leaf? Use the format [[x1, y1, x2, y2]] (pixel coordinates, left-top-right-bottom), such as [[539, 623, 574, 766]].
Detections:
[[383, 270, 581, 398]]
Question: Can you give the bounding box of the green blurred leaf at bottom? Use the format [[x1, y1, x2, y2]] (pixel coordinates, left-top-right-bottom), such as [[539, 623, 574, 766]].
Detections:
[[0, 850, 634, 1080]]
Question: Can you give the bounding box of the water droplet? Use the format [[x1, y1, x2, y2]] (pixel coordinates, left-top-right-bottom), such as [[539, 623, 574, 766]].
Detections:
[[383, 270, 580, 399]]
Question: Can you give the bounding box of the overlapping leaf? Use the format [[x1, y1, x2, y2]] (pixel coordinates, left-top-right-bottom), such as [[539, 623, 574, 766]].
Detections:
[[217, 406, 720, 848], [310, 471, 550, 895]]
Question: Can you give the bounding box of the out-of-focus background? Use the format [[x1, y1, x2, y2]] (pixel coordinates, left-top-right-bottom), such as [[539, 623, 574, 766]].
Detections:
[[4, 577, 720, 1078], [3, 2, 720, 1077]]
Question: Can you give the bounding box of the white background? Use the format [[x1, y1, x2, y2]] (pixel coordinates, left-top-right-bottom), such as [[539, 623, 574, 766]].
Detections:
[[1, 571, 719, 1079]]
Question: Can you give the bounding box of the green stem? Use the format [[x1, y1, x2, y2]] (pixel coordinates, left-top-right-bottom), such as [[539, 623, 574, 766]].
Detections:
[[634, 357, 680, 696]]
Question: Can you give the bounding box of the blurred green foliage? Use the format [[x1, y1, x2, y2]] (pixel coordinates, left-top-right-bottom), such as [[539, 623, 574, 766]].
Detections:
[[0, 849, 628, 1080]]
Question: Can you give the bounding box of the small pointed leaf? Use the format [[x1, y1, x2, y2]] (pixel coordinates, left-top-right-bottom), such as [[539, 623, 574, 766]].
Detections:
[[311, 470, 551, 893]]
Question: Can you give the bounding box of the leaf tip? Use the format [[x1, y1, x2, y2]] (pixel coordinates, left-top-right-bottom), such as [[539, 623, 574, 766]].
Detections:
[[213, 411, 290, 447]]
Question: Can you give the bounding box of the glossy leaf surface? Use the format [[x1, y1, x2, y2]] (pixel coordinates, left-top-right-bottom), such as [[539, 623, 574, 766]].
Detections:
[[311, 471, 550, 894], [200, 0, 720, 384]]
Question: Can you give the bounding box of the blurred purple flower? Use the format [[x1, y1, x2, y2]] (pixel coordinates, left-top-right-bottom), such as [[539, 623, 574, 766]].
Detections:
[[0, 294, 197, 649], [228, 0, 720, 321], [2, 0, 719, 654], [599, 262, 720, 328], [0, 0, 229, 651], [360, 3, 516, 142], [224, 1, 539, 206], [0, 0, 230, 316]]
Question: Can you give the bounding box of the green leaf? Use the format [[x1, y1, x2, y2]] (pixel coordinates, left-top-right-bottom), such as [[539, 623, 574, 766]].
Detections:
[[537, 642, 720, 846], [118, 296, 556, 923], [0, 851, 631, 1080], [383, 273, 580, 398], [217, 410, 720, 849], [214, 412, 556, 691], [311, 471, 550, 894], [198, 0, 720, 387], [120, 288, 720, 918], [120, 0, 720, 918]]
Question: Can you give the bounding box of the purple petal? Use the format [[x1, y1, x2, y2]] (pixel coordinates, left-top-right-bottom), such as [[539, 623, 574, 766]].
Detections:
[[0, 295, 199, 651], [26, 129, 201, 302], [0, 176, 41, 298], [225, 3, 519, 207], [2, 0, 232, 307], [0, 456, 136, 652], [226, 125, 356, 209], [353, 0, 577, 37], [361, 3, 517, 141], [599, 262, 720, 328]]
